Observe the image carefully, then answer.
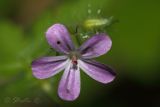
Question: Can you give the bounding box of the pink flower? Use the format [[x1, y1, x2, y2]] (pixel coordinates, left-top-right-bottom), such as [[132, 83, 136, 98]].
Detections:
[[31, 24, 116, 101]]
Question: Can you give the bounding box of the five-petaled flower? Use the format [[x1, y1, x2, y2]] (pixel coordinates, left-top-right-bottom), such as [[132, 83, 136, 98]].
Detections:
[[31, 24, 116, 101]]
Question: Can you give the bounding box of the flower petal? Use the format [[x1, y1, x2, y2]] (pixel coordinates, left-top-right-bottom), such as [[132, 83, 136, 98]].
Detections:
[[31, 56, 69, 79], [46, 24, 75, 54], [58, 62, 80, 101], [79, 59, 116, 84], [78, 33, 112, 59]]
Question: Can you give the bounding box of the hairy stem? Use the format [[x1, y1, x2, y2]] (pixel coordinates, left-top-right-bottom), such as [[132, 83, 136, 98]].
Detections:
[[75, 26, 82, 46]]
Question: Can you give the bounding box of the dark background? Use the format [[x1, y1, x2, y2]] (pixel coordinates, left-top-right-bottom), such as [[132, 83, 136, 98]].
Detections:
[[0, 0, 160, 107]]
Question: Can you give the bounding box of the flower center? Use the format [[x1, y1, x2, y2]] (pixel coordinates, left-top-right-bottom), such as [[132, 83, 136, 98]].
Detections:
[[68, 51, 81, 70], [71, 55, 78, 65], [68, 51, 81, 67]]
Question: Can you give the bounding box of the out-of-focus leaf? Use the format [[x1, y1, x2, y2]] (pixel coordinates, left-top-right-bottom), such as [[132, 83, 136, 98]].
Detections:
[[103, 0, 160, 82], [0, 20, 27, 77]]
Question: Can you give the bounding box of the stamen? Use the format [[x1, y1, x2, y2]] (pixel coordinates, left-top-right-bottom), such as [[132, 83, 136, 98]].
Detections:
[[73, 60, 78, 65], [72, 56, 78, 65]]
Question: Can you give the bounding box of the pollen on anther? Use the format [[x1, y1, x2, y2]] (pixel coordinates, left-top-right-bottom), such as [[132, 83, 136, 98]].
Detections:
[[73, 60, 78, 65]]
